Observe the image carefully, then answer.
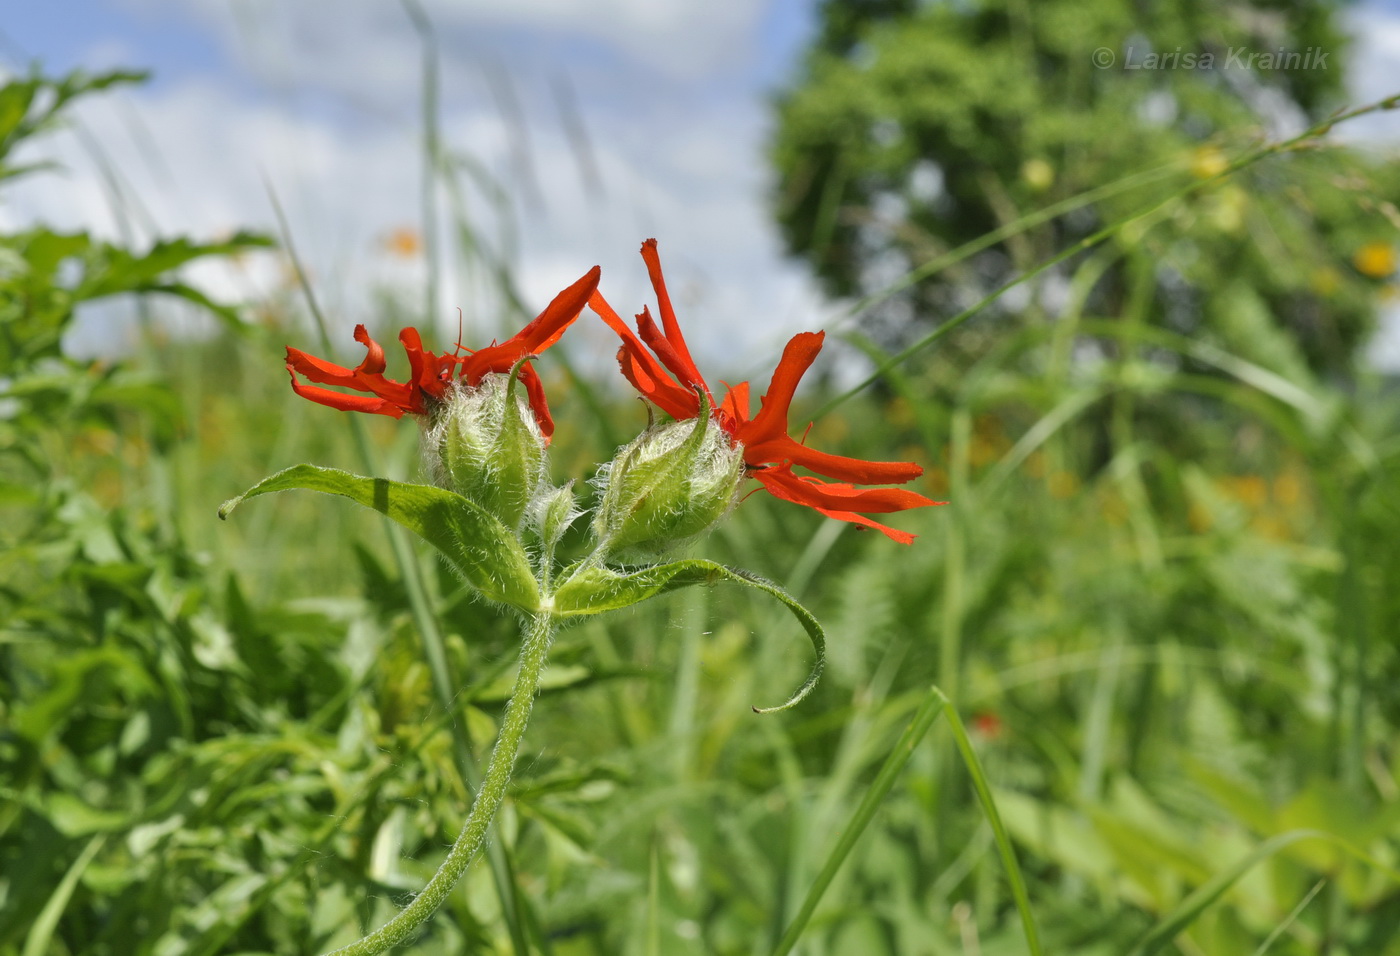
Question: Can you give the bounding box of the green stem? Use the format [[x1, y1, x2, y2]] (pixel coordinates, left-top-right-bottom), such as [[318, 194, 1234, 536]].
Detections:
[[327, 613, 556, 956]]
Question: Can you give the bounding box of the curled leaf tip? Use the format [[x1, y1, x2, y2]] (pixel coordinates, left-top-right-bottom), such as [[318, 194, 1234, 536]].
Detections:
[[751, 659, 824, 715]]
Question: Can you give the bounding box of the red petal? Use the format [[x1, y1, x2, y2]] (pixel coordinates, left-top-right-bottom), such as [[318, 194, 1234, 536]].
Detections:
[[750, 467, 940, 544], [750, 469, 916, 542], [465, 266, 601, 382], [401, 327, 461, 407], [634, 306, 709, 401], [516, 363, 556, 440], [752, 465, 941, 514], [589, 288, 639, 342], [821, 511, 918, 544], [741, 332, 825, 444], [353, 324, 388, 374], [286, 367, 406, 418], [591, 290, 697, 421], [639, 239, 705, 386], [741, 434, 924, 484], [285, 332, 414, 410], [285, 346, 356, 385], [619, 346, 696, 422], [719, 381, 750, 432]]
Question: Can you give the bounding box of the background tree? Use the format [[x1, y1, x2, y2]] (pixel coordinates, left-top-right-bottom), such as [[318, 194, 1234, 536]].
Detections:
[[772, 0, 1400, 379]]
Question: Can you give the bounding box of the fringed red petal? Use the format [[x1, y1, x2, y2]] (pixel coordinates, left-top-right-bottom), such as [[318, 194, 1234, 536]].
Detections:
[[285, 367, 407, 418], [752, 465, 940, 514], [638, 238, 705, 386], [739, 331, 825, 446], [464, 266, 600, 384]]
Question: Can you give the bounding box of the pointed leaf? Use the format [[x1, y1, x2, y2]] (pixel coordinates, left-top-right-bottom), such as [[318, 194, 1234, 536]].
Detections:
[[551, 559, 824, 712], [219, 464, 538, 611]]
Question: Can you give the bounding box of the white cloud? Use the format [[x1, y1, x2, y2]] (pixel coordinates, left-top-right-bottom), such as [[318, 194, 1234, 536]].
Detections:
[[8, 32, 831, 380], [122, 0, 764, 92], [1342, 6, 1400, 143], [1343, 7, 1400, 371]]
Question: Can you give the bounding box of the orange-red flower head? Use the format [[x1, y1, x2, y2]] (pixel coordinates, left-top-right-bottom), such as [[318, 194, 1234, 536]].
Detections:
[[591, 240, 942, 543], [284, 266, 601, 438]]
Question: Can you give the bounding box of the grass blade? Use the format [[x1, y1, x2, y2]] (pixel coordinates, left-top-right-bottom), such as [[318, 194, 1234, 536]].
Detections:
[[935, 687, 1043, 956], [1251, 879, 1326, 956], [1125, 829, 1400, 956], [770, 686, 945, 956], [23, 835, 106, 956]]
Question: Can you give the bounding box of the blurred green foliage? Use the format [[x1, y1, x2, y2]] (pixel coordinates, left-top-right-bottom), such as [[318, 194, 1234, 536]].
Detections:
[[3, 24, 1400, 956], [773, 0, 1400, 376]]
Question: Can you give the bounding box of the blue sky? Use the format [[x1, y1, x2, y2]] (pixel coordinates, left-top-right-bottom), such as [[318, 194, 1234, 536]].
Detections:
[[4, 0, 1400, 369], [2, 0, 838, 373]]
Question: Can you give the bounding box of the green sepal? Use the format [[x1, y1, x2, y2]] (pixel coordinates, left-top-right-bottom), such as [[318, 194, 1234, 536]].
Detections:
[[551, 559, 825, 713], [533, 481, 578, 553], [440, 364, 545, 530], [592, 391, 742, 558], [218, 464, 539, 612]]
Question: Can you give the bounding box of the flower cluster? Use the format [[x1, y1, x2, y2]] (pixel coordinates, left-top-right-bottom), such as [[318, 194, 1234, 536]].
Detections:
[[283, 241, 941, 553], [284, 266, 601, 437], [589, 240, 940, 544]]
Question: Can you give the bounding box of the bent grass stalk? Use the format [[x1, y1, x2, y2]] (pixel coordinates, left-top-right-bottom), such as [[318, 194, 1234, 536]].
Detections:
[[328, 612, 556, 956]]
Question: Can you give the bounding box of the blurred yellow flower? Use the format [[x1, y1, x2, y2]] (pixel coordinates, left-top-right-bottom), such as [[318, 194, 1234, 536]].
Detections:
[[1206, 185, 1247, 236], [1024, 449, 1045, 478], [1021, 158, 1054, 193], [1353, 241, 1396, 278], [384, 227, 424, 258], [1223, 474, 1267, 509], [1250, 514, 1291, 541], [1190, 146, 1228, 179]]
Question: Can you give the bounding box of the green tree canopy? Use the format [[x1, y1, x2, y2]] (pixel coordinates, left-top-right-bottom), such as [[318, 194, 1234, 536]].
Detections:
[[772, 0, 1400, 377]]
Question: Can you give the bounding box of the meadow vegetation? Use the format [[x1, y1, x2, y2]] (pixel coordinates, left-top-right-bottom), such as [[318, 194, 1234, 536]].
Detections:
[[4, 4, 1400, 950]]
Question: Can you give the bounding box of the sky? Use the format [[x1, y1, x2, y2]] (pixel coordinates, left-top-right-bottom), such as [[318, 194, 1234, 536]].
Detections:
[[4, 0, 1400, 373]]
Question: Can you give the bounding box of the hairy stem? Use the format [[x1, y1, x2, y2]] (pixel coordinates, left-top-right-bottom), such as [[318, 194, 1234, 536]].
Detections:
[[326, 612, 556, 956]]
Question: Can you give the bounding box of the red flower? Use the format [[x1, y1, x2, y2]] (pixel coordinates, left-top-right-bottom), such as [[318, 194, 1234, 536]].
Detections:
[[590, 240, 942, 543], [972, 711, 1004, 740], [285, 266, 600, 438]]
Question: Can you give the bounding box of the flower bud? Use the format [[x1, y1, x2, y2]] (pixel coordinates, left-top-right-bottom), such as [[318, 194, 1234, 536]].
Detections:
[[530, 480, 579, 557], [592, 392, 744, 559], [429, 361, 545, 530]]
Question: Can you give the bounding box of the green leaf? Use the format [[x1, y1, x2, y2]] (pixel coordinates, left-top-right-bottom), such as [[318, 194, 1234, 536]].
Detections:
[[1125, 830, 1400, 956], [42, 793, 132, 837], [81, 232, 274, 297], [551, 559, 824, 713], [218, 464, 539, 612], [22, 835, 107, 956]]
